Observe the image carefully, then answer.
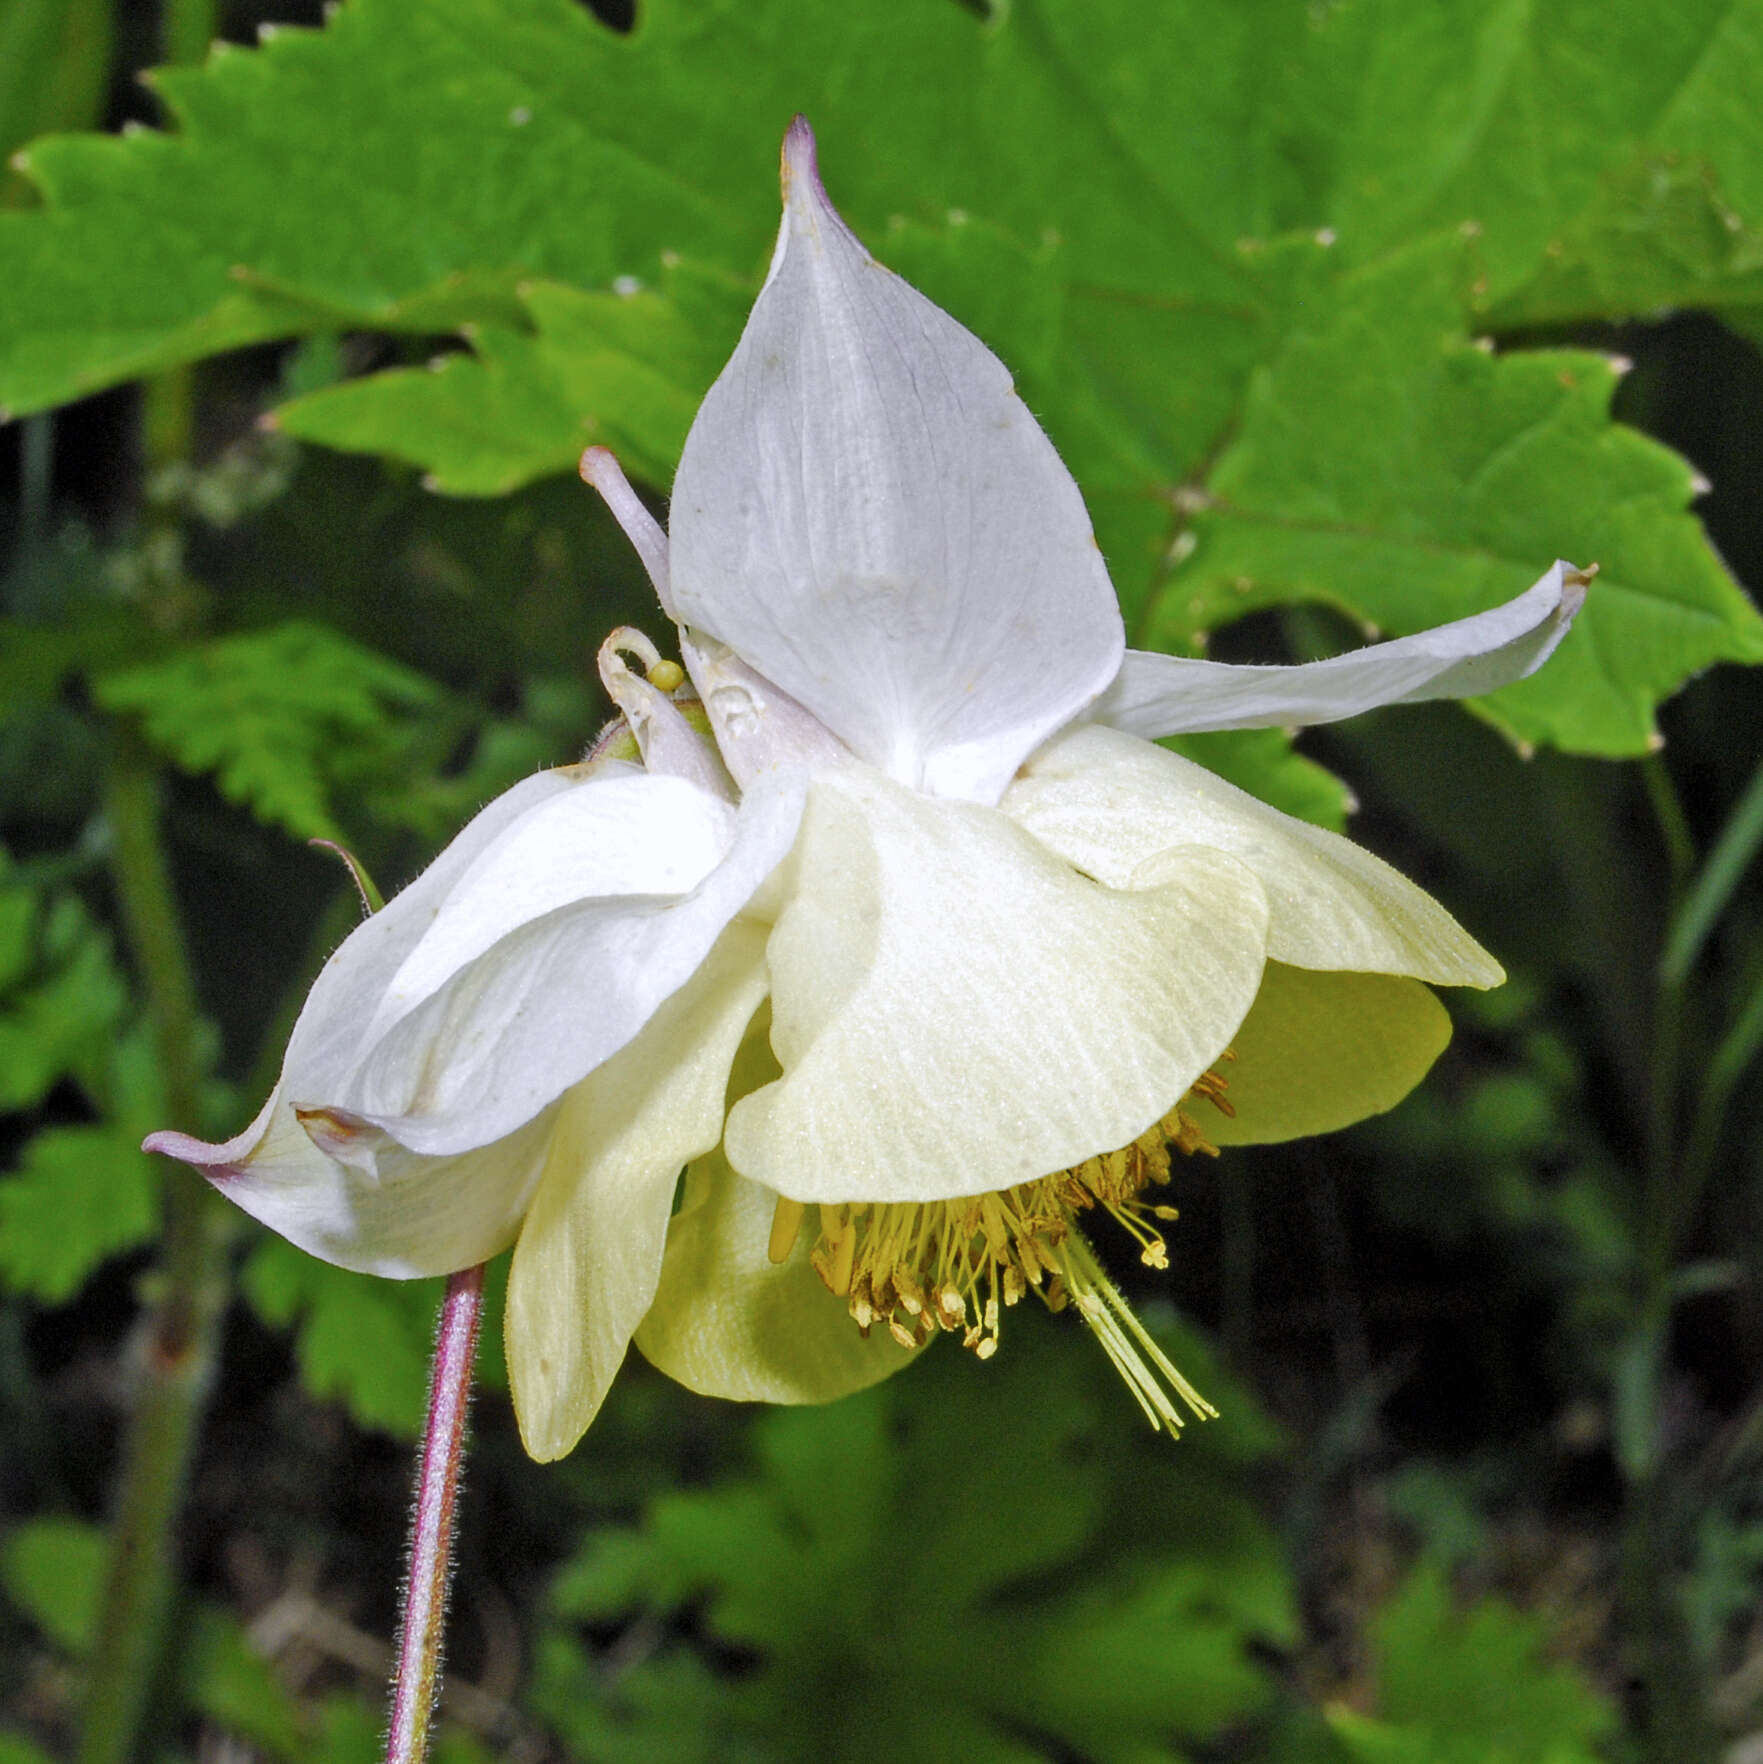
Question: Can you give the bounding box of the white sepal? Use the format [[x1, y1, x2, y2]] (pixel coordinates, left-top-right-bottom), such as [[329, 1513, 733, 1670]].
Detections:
[[1091, 562, 1589, 738], [341, 769, 807, 1156], [144, 1090, 558, 1278], [667, 119, 1123, 806], [142, 764, 597, 1268], [364, 768, 736, 1050], [283, 766, 597, 1101]]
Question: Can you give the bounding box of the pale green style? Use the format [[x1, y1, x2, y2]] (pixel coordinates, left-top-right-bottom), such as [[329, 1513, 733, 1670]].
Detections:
[[148, 120, 1585, 1461]]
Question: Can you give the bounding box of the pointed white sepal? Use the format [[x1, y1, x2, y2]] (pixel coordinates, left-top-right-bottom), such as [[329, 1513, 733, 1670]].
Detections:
[[340, 768, 805, 1156], [668, 118, 1124, 806], [1091, 561, 1590, 739], [146, 1093, 559, 1278]]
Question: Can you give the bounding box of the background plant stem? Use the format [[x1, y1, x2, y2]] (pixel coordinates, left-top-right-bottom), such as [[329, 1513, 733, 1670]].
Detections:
[[78, 729, 236, 1764], [76, 10, 225, 1752], [1620, 758, 1715, 1764]]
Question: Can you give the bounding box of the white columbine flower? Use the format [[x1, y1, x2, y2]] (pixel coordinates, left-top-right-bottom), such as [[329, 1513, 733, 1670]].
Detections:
[[147, 119, 1587, 1461]]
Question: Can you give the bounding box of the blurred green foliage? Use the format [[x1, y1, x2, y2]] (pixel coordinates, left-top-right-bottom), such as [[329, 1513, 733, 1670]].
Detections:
[[91, 621, 445, 843], [537, 1314, 1294, 1764], [1328, 1563, 1617, 1763], [3, 1, 1763, 1763]]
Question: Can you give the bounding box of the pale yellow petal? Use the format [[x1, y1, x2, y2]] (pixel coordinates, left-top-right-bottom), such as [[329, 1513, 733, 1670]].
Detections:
[[1205, 962, 1452, 1145], [723, 765, 1270, 1205], [639, 1011, 912, 1401], [636, 1149, 917, 1403], [504, 922, 769, 1461], [1008, 723, 1501, 987]]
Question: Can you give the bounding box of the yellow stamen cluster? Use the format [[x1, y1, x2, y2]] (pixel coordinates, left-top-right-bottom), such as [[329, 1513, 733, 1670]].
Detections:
[[770, 1071, 1236, 1434]]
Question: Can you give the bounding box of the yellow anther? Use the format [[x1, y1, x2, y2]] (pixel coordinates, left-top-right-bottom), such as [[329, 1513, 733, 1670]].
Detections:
[[797, 1064, 1234, 1429], [647, 658, 685, 693], [767, 1195, 805, 1264], [1170, 1112, 1221, 1159]]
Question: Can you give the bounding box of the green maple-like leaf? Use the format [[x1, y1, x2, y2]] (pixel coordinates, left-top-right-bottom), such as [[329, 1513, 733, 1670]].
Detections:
[[542, 1307, 1292, 1764], [0, 868, 174, 1305], [0, 0, 111, 206], [241, 1239, 510, 1438], [1327, 1561, 1616, 1764], [276, 264, 748, 495], [240, 1237, 445, 1436], [0, 1517, 106, 1654], [10, 0, 1763, 395], [0, 0, 1759, 760], [0, 1125, 157, 1303], [1153, 236, 1762, 754], [0, 874, 128, 1115], [0, 1521, 305, 1762], [179, 1607, 308, 1764]]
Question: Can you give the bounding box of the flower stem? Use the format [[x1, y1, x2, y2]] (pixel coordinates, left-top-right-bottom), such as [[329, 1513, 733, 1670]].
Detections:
[[386, 1264, 487, 1764]]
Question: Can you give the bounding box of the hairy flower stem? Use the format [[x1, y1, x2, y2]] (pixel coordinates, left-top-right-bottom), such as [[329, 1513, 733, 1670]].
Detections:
[[78, 733, 236, 1764], [386, 1264, 486, 1764]]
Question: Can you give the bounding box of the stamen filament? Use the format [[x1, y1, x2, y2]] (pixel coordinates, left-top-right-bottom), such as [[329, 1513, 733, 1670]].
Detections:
[[803, 1069, 1236, 1432]]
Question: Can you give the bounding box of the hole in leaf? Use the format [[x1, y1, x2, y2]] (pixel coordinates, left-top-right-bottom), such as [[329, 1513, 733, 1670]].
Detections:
[[575, 0, 636, 31]]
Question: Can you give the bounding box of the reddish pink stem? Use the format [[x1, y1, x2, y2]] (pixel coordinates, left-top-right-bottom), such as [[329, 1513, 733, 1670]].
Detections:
[[385, 1264, 485, 1764]]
